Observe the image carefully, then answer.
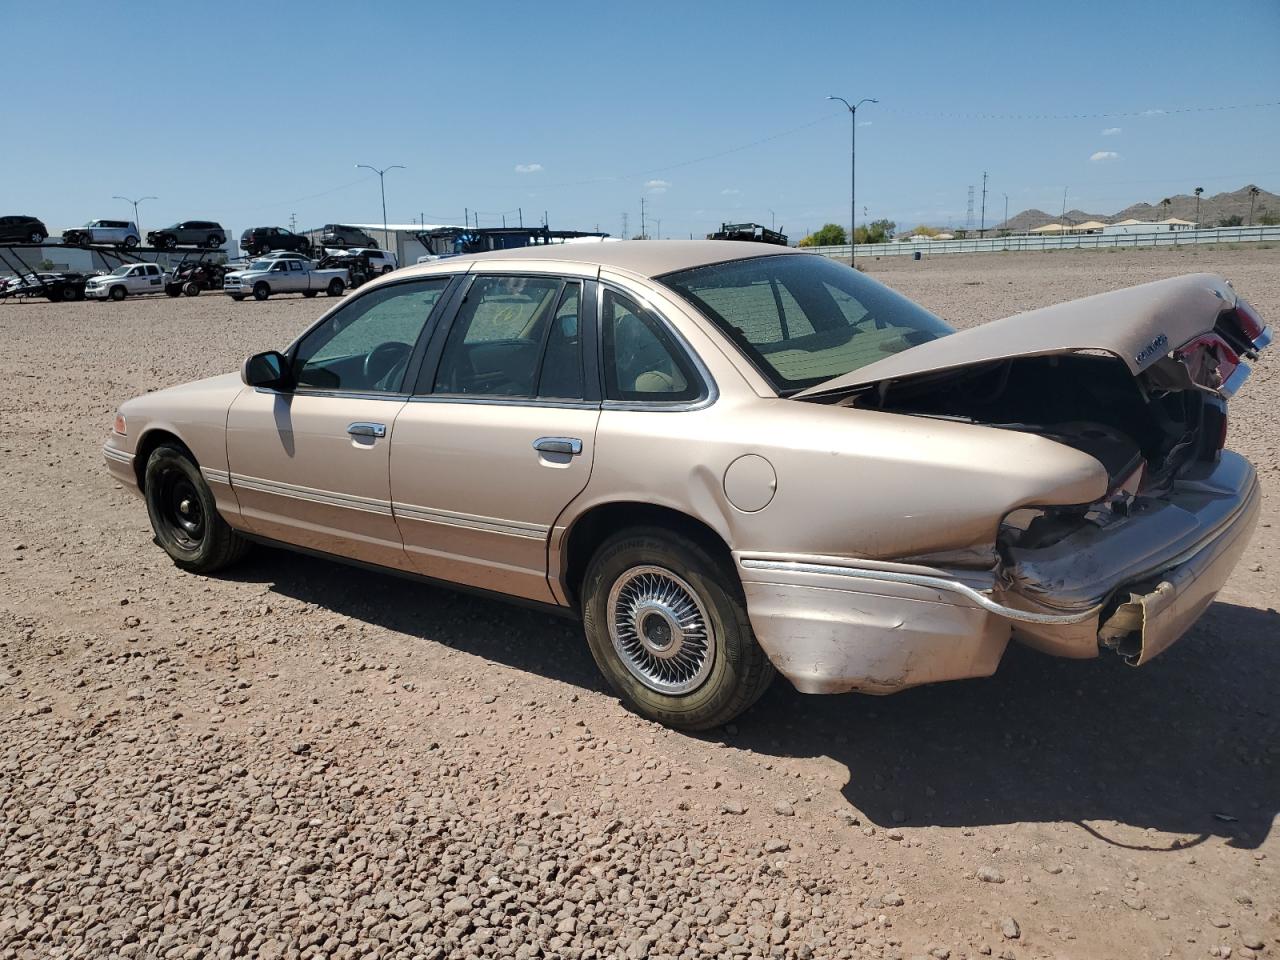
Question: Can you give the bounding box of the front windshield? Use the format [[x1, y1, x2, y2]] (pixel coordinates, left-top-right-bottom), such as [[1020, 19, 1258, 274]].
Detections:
[[248, 260, 274, 271], [659, 254, 954, 393], [109, 266, 131, 277]]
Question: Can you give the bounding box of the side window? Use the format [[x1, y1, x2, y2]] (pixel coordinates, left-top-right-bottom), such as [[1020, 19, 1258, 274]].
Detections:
[[601, 289, 701, 402], [293, 278, 451, 393], [429, 275, 564, 397], [537, 283, 583, 399], [289, 261, 303, 272]]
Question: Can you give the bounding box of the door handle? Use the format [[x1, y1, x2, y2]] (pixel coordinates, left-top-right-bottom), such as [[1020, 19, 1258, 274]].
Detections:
[[533, 436, 583, 456], [347, 422, 386, 438]]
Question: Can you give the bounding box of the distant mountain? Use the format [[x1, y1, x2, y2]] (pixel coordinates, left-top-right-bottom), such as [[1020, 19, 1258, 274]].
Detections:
[[993, 184, 1277, 230]]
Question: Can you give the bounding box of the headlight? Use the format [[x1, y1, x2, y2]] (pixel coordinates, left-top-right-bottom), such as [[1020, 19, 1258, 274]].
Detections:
[[113, 413, 126, 436]]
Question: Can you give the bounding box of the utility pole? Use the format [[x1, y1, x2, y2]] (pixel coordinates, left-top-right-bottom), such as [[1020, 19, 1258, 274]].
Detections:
[[621, 212, 629, 240], [826, 96, 878, 266], [640, 196, 647, 239], [769, 210, 776, 231], [518, 207, 523, 228], [1003, 194, 1008, 234], [979, 172, 988, 238], [1061, 187, 1068, 226], [289, 212, 297, 233], [464, 207, 469, 230]]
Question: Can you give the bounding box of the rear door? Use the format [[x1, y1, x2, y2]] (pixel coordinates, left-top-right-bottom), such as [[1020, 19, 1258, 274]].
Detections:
[[389, 272, 600, 601]]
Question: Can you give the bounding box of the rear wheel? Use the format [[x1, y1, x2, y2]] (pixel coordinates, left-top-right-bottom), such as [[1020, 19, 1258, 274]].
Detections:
[[144, 444, 249, 573], [109, 285, 127, 301], [252, 282, 270, 301], [206, 234, 222, 249], [183, 281, 201, 297], [326, 278, 345, 297], [582, 527, 774, 731], [29, 230, 46, 243]]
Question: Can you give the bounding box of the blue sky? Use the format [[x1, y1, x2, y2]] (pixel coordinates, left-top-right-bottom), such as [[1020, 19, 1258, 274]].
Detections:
[[4, 0, 1278, 239]]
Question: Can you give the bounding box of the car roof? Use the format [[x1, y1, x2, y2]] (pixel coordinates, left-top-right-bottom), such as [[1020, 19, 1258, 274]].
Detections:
[[398, 239, 802, 281]]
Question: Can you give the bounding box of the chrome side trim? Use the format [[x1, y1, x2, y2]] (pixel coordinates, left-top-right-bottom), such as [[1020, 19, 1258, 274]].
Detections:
[[739, 558, 1103, 625], [394, 502, 548, 540], [201, 467, 231, 486], [405, 395, 599, 411], [1220, 361, 1252, 398], [103, 446, 135, 465], [231, 474, 393, 516]]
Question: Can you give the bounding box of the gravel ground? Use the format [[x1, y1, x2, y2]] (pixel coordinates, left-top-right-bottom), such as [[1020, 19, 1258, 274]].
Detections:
[[1, 246, 1277, 960]]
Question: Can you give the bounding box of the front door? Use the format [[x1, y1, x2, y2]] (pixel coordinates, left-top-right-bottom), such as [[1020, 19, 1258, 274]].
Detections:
[[390, 274, 599, 602], [226, 276, 454, 569]]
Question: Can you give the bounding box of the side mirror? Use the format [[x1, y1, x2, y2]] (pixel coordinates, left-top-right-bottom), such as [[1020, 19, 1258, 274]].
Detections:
[[242, 350, 289, 389]]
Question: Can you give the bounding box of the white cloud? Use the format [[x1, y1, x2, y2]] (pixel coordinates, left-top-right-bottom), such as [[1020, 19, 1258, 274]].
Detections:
[[645, 179, 670, 194], [1142, 108, 1166, 117], [720, 188, 740, 195], [514, 163, 543, 174], [1102, 126, 1122, 136], [1090, 151, 1120, 162]]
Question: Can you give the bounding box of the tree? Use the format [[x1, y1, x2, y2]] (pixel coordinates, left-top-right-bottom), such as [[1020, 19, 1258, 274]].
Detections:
[[1194, 186, 1204, 226], [855, 219, 896, 244], [1218, 214, 1243, 227], [1159, 197, 1173, 221], [797, 223, 848, 247], [910, 224, 941, 238], [1258, 211, 1280, 226], [1248, 185, 1261, 225]]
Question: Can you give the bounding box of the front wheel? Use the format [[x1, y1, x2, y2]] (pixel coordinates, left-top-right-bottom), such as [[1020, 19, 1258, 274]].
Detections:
[[205, 234, 223, 249], [109, 285, 127, 301], [30, 231, 46, 243], [252, 282, 270, 301], [582, 528, 774, 731], [144, 444, 249, 573], [123, 236, 139, 249], [326, 279, 345, 297], [229, 294, 245, 301]]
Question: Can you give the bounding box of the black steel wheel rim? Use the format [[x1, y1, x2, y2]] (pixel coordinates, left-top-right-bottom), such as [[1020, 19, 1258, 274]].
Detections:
[[158, 471, 204, 549]]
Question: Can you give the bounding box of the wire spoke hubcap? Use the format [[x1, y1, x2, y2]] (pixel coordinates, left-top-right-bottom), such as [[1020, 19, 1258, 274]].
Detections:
[[607, 566, 714, 695]]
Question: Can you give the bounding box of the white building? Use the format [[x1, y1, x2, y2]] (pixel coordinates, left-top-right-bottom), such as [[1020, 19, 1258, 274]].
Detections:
[[1101, 218, 1197, 236]]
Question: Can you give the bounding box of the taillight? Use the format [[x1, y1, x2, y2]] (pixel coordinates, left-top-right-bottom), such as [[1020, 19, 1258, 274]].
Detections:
[[113, 413, 126, 436], [1234, 299, 1265, 342], [1174, 334, 1240, 392]]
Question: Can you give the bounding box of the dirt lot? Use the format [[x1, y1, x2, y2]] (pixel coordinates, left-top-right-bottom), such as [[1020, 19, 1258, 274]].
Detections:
[[1, 246, 1277, 960]]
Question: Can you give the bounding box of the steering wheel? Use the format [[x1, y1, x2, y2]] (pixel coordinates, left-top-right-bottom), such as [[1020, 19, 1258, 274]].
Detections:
[[363, 341, 413, 390]]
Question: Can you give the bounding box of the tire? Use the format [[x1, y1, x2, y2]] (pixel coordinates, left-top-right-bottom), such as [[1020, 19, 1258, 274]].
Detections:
[[206, 234, 223, 249], [582, 527, 774, 731], [165, 286, 181, 298], [123, 236, 139, 249], [380, 265, 393, 274], [332, 238, 346, 248], [30, 230, 46, 243], [183, 281, 201, 297], [252, 282, 270, 301], [143, 444, 249, 574], [229, 295, 245, 301], [303, 290, 318, 298], [326, 279, 345, 297], [109, 285, 127, 302], [77, 235, 91, 249]]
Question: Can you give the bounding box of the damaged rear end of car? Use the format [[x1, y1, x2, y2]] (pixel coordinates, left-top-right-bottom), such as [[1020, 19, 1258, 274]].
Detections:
[[798, 273, 1269, 674]]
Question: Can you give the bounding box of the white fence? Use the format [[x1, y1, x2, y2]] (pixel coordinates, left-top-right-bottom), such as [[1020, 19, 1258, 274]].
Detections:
[[809, 225, 1280, 259]]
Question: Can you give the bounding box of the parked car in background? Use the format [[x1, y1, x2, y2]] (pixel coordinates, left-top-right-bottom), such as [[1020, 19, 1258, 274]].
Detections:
[[0, 215, 49, 244], [0, 271, 88, 302], [85, 263, 165, 300], [222, 258, 347, 301], [240, 226, 312, 257], [349, 248, 397, 273], [320, 224, 379, 249], [102, 242, 1270, 730], [147, 221, 226, 250], [61, 219, 141, 249]]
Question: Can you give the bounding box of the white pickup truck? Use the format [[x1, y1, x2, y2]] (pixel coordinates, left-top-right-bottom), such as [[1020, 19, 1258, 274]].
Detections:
[[223, 258, 348, 301], [84, 263, 166, 300]]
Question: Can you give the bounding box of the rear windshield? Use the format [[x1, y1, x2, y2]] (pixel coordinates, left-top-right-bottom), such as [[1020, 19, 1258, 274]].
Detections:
[[659, 254, 953, 393]]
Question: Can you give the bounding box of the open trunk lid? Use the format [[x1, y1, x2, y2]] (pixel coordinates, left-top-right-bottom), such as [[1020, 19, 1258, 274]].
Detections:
[[795, 273, 1261, 401]]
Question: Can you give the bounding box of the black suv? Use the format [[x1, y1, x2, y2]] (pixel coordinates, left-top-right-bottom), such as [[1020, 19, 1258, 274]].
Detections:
[[240, 226, 313, 257], [147, 220, 227, 250], [320, 224, 379, 249], [0, 215, 49, 244]]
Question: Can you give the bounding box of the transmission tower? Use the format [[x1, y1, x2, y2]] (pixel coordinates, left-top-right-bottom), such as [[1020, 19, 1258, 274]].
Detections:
[[966, 186, 975, 231], [289, 212, 297, 233]]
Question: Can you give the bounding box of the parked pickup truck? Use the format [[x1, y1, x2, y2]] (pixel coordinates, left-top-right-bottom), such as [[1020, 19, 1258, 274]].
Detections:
[[223, 258, 348, 301], [84, 263, 166, 301]]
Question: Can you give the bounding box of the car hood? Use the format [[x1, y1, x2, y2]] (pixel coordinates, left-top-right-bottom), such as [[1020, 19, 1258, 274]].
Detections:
[[795, 273, 1238, 399]]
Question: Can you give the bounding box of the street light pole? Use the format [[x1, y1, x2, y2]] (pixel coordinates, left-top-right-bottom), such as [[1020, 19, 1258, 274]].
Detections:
[[827, 96, 877, 266], [769, 209, 776, 231], [355, 163, 405, 252], [113, 195, 157, 240]]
